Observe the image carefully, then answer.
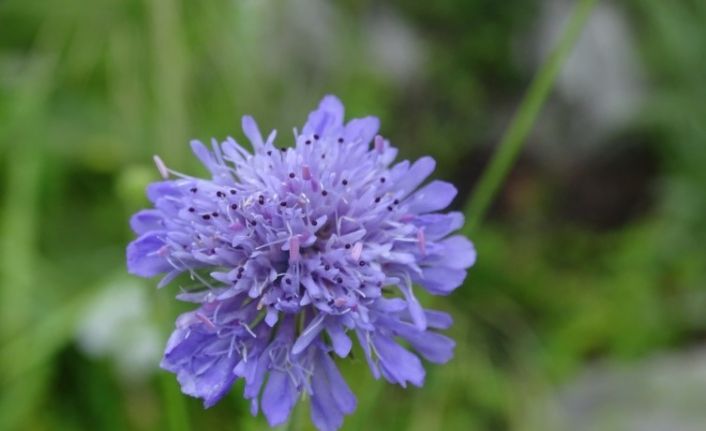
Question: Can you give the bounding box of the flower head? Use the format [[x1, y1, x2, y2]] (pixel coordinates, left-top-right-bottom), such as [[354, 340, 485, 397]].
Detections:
[[127, 95, 475, 430]]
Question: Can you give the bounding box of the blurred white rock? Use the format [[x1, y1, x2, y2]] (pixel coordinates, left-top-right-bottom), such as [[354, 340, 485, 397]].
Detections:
[[531, 348, 706, 431], [76, 277, 161, 380], [365, 9, 426, 85], [530, 0, 646, 160]]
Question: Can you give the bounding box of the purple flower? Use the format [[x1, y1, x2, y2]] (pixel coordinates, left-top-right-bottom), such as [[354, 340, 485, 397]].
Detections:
[[127, 95, 475, 430]]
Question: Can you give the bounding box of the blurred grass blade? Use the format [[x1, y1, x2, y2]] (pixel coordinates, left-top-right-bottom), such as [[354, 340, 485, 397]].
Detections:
[[160, 372, 191, 431], [0, 290, 97, 385], [157, 293, 191, 431], [464, 0, 598, 231]]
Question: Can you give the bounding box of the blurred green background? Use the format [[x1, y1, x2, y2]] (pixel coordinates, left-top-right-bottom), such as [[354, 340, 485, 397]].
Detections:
[[2, 0, 706, 430]]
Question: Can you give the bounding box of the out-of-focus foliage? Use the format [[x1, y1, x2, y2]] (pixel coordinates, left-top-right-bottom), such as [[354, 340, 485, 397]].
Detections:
[[1, 0, 705, 430]]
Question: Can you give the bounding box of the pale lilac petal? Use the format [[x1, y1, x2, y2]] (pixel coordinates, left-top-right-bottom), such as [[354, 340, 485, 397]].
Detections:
[[343, 116, 379, 145], [382, 317, 455, 364], [414, 212, 465, 240], [318, 351, 356, 414], [292, 313, 326, 354], [303, 95, 345, 136], [326, 324, 352, 357], [310, 350, 356, 431], [242, 115, 264, 149], [129, 209, 163, 234], [415, 267, 467, 295], [395, 156, 436, 197], [126, 232, 171, 277], [262, 370, 297, 426], [372, 334, 425, 387], [431, 235, 476, 269], [425, 310, 453, 329], [146, 181, 180, 203], [406, 180, 457, 214]]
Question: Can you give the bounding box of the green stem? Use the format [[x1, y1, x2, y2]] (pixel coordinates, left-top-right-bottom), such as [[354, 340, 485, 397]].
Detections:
[[157, 294, 191, 431], [464, 0, 598, 231], [285, 398, 303, 431]]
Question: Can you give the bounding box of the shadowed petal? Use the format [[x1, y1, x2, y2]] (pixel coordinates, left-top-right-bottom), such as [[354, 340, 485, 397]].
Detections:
[[406, 180, 457, 214], [372, 333, 425, 388], [262, 370, 298, 426], [129, 209, 163, 235], [303, 95, 345, 136], [127, 232, 171, 277], [415, 266, 467, 295]]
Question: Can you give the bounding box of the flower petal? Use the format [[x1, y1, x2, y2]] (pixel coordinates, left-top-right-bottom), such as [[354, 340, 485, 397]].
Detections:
[[242, 115, 264, 149], [129, 209, 164, 235], [372, 333, 425, 388], [261, 370, 298, 426], [430, 235, 476, 269], [396, 156, 436, 197], [310, 350, 356, 431], [292, 313, 326, 355], [126, 232, 171, 277], [415, 266, 467, 295], [326, 324, 352, 357], [303, 95, 345, 136], [406, 180, 457, 214], [343, 116, 379, 145]]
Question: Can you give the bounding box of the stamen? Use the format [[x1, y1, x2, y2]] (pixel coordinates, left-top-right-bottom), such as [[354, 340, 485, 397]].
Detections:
[[153, 155, 169, 179], [374, 135, 384, 153], [351, 242, 363, 261], [417, 228, 426, 256], [302, 165, 312, 180], [289, 235, 300, 263], [196, 313, 216, 330]]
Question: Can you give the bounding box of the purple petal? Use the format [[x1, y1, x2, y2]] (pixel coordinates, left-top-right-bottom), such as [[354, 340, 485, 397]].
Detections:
[[292, 313, 325, 355], [343, 116, 379, 145], [425, 310, 453, 329], [382, 317, 455, 364], [190, 140, 215, 169], [160, 326, 239, 408], [126, 232, 171, 277], [262, 370, 298, 426], [396, 156, 436, 197], [406, 180, 457, 214], [372, 334, 425, 388], [326, 324, 352, 357], [414, 212, 465, 240], [319, 351, 356, 414], [310, 350, 356, 431], [146, 181, 181, 203], [129, 209, 163, 235], [399, 283, 426, 330], [436, 235, 476, 269], [242, 115, 264, 149], [415, 267, 467, 295], [303, 95, 345, 136]]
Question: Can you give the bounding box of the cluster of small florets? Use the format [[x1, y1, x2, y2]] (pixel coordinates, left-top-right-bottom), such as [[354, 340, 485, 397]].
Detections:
[[127, 96, 475, 431]]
